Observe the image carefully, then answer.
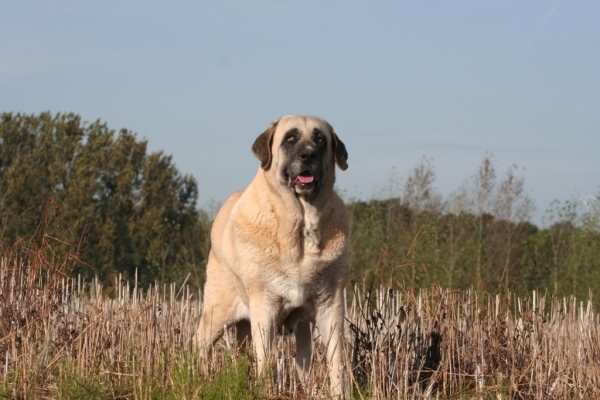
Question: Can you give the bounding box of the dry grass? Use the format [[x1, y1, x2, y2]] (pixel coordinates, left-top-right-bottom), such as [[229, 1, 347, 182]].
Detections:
[[348, 282, 600, 399], [1, 245, 599, 399]]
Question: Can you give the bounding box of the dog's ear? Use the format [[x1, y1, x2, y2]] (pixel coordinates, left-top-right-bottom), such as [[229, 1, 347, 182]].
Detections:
[[328, 123, 348, 171], [252, 119, 279, 170]]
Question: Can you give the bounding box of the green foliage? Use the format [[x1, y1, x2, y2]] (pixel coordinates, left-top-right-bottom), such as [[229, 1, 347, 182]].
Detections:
[[0, 112, 210, 288], [520, 199, 600, 298], [346, 156, 600, 299]]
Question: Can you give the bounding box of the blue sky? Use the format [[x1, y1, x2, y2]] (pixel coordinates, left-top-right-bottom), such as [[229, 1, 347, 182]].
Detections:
[[1, 1, 599, 225]]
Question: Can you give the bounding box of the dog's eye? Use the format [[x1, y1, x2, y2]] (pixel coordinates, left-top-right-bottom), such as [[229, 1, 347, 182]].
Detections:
[[286, 135, 297, 143]]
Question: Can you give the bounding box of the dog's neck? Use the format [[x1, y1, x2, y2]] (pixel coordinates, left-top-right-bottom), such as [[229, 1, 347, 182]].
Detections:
[[294, 186, 339, 255], [258, 170, 335, 254], [297, 194, 321, 249]]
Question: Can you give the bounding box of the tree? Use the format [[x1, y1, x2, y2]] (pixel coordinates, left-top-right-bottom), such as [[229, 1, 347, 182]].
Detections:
[[402, 157, 442, 286], [471, 155, 496, 291], [402, 156, 442, 215], [521, 198, 600, 298], [492, 164, 535, 290], [0, 112, 209, 288]]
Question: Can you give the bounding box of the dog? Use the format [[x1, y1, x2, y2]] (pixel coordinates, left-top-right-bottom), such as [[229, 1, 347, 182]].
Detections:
[[195, 115, 349, 397]]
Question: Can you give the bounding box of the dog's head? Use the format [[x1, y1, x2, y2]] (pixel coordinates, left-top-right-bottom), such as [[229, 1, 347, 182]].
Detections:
[[252, 115, 348, 199]]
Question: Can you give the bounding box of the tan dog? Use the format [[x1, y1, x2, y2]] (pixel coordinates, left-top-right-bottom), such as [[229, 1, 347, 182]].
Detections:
[[195, 115, 349, 396]]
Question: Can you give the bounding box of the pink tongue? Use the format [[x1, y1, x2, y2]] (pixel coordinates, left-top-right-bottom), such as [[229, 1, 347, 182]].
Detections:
[[296, 175, 314, 184]]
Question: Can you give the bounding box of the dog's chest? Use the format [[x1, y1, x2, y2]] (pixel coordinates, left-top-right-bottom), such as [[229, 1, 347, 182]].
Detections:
[[272, 243, 342, 310], [301, 208, 321, 254], [270, 274, 310, 306], [268, 257, 326, 307], [247, 197, 346, 306], [281, 200, 345, 265]]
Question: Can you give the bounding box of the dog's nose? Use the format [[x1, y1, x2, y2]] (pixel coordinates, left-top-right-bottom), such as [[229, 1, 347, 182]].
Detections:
[[299, 147, 315, 162]]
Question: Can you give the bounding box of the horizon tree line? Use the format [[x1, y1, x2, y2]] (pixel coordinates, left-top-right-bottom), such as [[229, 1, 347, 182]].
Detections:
[[1, 112, 598, 299]]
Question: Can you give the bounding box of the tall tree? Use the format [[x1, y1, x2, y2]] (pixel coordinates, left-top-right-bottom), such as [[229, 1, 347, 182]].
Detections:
[[0, 112, 208, 288], [471, 155, 496, 290], [492, 164, 535, 290]]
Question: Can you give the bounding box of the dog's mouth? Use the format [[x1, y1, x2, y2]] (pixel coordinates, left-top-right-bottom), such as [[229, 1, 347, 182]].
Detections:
[[289, 171, 316, 191]]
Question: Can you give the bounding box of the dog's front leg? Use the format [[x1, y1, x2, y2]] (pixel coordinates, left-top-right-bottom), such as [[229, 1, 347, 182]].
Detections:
[[316, 286, 347, 398], [248, 292, 277, 378]]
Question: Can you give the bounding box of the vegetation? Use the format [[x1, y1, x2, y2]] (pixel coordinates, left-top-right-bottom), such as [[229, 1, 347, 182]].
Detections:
[[0, 225, 598, 399], [347, 156, 600, 300], [1, 112, 598, 299], [0, 112, 211, 289]]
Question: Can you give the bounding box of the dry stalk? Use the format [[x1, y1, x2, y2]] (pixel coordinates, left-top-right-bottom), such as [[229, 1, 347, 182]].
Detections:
[[1, 242, 599, 398]]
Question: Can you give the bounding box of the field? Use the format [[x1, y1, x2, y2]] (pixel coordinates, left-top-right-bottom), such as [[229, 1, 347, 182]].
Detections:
[[1, 245, 599, 399], [3, 106, 600, 400]]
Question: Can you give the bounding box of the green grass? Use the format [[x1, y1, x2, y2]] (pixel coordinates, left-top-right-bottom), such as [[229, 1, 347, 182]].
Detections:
[[50, 352, 261, 400]]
